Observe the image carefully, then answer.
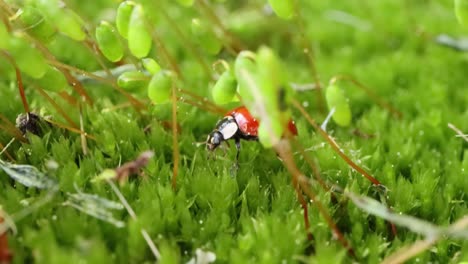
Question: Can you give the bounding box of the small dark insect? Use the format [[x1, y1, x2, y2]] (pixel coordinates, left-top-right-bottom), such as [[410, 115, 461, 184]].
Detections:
[[206, 106, 298, 162], [15, 112, 50, 136]]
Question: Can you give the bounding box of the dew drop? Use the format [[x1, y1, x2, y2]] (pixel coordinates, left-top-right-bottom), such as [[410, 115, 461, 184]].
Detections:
[[302, 101, 309, 107]]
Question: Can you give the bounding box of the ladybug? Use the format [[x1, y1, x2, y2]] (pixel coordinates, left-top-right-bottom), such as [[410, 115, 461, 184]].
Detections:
[[206, 106, 298, 162]]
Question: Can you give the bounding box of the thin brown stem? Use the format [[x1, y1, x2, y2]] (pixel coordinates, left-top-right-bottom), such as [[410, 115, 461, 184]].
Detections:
[[0, 141, 15, 162], [293, 0, 325, 113], [1, 50, 29, 113], [275, 140, 355, 257], [292, 99, 381, 186], [43, 118, 96, 140], [79, 103, 88, 155], [195, 0, 245, 53], [83, 39, 113, 78], [0, 114, 25, 142], [57, 91, 78, 106], [179, 88, 227, 114], [47, 60, 146, 111], [32, 85, 79, 128], [158, 4, 212, 79], [149, 30, 182, 79], [0, 0, 14, 17], [171, 83, 180, 190], [448, 123, 468, 142], [18, 34, 94, 105], [330, 75, 403, 119], [291, 138, 332, 193]]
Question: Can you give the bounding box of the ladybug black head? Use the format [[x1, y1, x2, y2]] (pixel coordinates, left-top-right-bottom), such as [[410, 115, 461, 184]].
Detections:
[[206, 131, 224, 151]]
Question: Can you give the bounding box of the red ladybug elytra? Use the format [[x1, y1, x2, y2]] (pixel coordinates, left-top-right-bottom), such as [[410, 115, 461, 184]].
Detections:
[[206, 106, 298, 162]]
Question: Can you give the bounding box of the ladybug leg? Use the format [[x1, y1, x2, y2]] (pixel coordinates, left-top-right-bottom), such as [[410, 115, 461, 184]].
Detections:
[[235, 137, 241, 166], [221, 141, 230, 157]]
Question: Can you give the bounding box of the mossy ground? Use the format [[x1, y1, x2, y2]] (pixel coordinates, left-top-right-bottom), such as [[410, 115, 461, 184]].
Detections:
[[0, 0, 467, 263]]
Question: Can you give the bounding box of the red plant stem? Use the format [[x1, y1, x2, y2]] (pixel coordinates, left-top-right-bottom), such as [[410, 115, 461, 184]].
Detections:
[[291, 170, 313, 242], [32, 85, 79, 129], [292, 100, 381, 186], [1, 51, 29, 113], [275, 141, 355, 257], [0, 214, 12, 264]]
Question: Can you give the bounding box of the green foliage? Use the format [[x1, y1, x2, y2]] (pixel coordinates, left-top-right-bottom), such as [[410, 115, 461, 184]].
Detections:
[[148, 70, 173, 104], [95, 21, 124, 62], [19, 6, 56, 42], [191, 18, 222, 55], [211, 70, 237, 104], [142, 58, 161, 74], [7, 33, 48, 78], [116, 1, 136, 39], [37, 66, 68, 92], [117, 71, 148, 91], [455, 0, 468, 27], [268, 0, 294, 20], [127, 4, 152, 58], [325, 83, 351, 127]]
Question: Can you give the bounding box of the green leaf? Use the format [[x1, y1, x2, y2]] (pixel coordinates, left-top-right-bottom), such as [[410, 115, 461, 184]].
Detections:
[[0, 160, 57, 189], [176, 0, 194, 7], [128, 4, 152, 58], [92, 169, 117, 183], [142, 58, 161, 74], [8, 34, 48, 79], [116, 1, 136, 39], [37, 66, 68, 92], [19, 6, 56, 43], [455, 0, 468, 27], [191, 18, 222, 55], [96, 21, 124, 62], [212, 71, 237, 104], [148, 70, 172, 104], [256, 46, 291, 147], [234, 51, 258, 110], [325, 84, 352, 127], [63, 187, 125, 228], [268, 0, 294, 20], [117, 71, 149, 90], [56, 9, 86, 41]]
